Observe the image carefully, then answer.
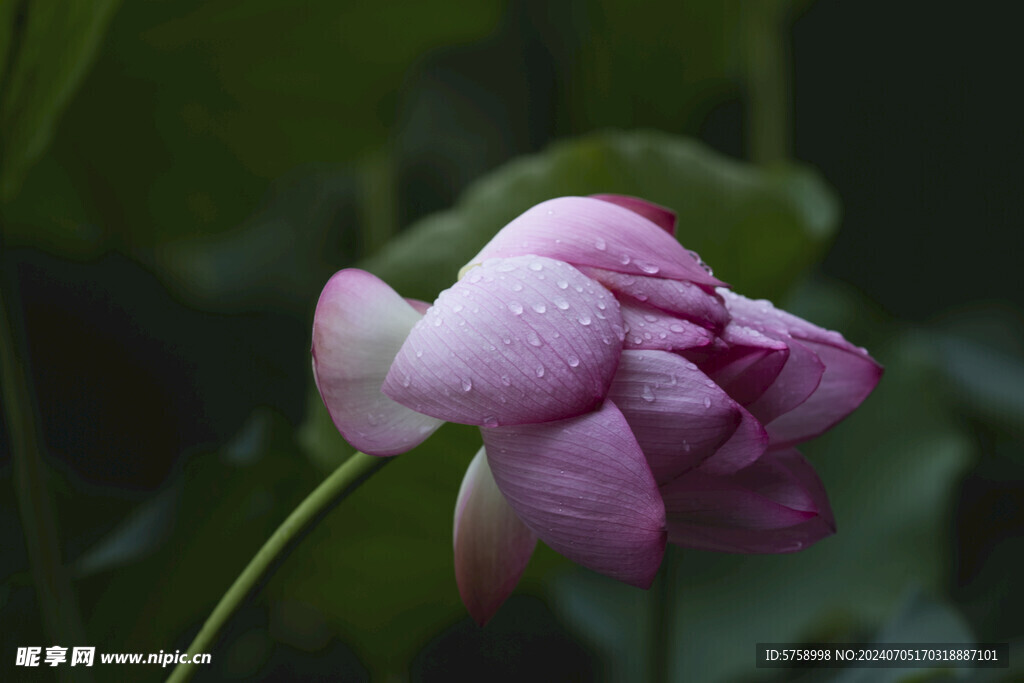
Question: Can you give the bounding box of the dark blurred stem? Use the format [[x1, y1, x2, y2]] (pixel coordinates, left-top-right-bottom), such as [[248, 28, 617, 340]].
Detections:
[[166, 451, 390, 683], [649, 548, 675, 683], [746, 0, 790, 165], [359, 148, 398, 256], [0, 244, 89, 656]]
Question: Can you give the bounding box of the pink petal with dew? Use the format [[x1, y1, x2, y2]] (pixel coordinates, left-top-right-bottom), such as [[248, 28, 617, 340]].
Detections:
[[663, 448, 835, 553], [591, 194, 676, 235], [717, 289, 883, 446], [607, 350, 754, 484], [311, 269, 443, 456], [454, 448, 537, 626], [384, 256, 624, 427], [468, 197, 725, 287], [481, 400, 666, 588], [619, 300, 714, 353], [582, 267, 730, 332]]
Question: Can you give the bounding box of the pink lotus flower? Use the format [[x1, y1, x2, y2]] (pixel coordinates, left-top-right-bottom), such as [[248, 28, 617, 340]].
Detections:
[[311, 195, 882, 625]]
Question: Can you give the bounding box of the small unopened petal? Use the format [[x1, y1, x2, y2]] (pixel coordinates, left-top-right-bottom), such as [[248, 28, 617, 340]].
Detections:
[[662, 448, 835, 553], [468, 197, 725, 287], [481, 400, 666, 588], [454, 448, 538, 626], [312, 269, 443, 456]]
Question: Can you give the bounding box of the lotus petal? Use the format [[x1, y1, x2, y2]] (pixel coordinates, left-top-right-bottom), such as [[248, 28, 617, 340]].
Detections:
[[481, 400, 666, 588], [311, 269, 443, 456], [384, 256, 624, 427], [454, 448, 538, 626]]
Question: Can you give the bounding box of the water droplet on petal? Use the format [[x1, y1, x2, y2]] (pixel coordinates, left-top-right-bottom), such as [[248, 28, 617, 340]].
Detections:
[[578, 314, 592, 326], [703, 396, 712, 409], [556, 279, 569, 290], [532, 302, 547, 314], [452, 304, 463, 313], [432, 317, 443, 327], [529, 261, 543, 271], [535, 365, 546, 378], [461, 378, 473, 392], [511, 282, 523, 292], [594, 237, 607, 251], [503, 337, 512, 345], [596, 301, 606, 310], [641, 385, 656, 402], [415, 349, 423, 358], [400, 373, 411, 388], [527, 330, 542, 347], [619, 253, 631, 265], [669, 323, 684, 333], [483, 416, 499, 428], [554, 297, 569, 310], [508, 302, 524, 315], [567, 355, 580, 368], [500, 375, 511, 386], [636, 260, 660, 274]]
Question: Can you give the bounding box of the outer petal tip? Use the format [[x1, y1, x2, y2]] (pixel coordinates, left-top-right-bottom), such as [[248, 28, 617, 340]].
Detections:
[[311, 269, 443, 455], [454, 448, 537, 626]]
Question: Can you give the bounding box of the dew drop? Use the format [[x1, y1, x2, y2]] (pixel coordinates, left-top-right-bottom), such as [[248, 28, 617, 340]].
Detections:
[[511, 282, 523, 292], [532, 302, 547, 314], [400, 373, 411, 388], [641, 385, 656, 402], [644, 314, 658, 323], [483, 416, 499, 428], [619, 253, 631, 265], [596, 301, 606, 310], [527, 330, 542, 347], [508, 302, 524, 315], [535, 365, 546, 378], [432, 316, 443, 327], [497, 261, 517, 272], [578, 314, 592, 326], [703, 396, 712, 409], [594, 237, 607, 251], [415, 349, 424, 358], [554, 297, 570, 310], [556, 279, 569, 290], [452, 303, 463, 313], [502, 337, 512, 345], [573, 284, 584, 292], [528, 261, 543, 271], [682, 441, 691, 453], [500, 375, 511, 386], [567, 355, 580, 368], [669, 323, 685, 333], [636, 260, 660, 275], [461, 378, 473, 392]]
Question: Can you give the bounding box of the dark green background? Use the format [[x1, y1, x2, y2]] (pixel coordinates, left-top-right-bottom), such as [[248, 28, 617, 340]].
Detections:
[[2, 1, 1021, 681]]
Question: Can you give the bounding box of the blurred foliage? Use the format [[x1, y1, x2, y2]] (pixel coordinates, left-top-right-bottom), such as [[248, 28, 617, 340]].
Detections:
[[0, 0, 121, 200], [363, 129, 838, 303]]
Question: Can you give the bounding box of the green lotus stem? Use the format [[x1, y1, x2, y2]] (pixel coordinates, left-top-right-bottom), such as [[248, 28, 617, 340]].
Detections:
[[166, 451, 390, 683]]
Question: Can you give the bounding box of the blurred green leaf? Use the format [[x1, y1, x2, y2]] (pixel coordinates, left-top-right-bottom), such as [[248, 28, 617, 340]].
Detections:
[[550, 283, 972, 683], [832, 591, 973, 683], [0, 0, 121, 200], [364, 130, 839, 302], [2, 0, 504, 256], [78, 410, 321, 662]]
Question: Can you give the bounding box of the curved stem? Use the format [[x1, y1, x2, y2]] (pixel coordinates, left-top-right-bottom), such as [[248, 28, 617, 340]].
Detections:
[[166, 451, 390, 683], [746, 0, 790, 165]]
